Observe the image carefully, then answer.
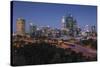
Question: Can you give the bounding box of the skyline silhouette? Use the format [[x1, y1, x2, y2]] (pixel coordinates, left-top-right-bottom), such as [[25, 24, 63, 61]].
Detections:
[[12, 1, 97, 33]]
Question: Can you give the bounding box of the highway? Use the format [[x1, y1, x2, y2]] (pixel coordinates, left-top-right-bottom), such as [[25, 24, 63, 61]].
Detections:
[[13, 37, 97, 58]]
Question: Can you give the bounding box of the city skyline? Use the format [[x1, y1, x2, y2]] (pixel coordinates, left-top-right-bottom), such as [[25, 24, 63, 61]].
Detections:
[[12, 1, 97, 33], [11, 1, 97, 66]]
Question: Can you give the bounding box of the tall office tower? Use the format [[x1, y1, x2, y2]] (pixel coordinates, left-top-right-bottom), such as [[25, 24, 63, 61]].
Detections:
[[16, 18, 25, 35], [61, 16, 66, 29], [29, 22, 37, 36], [84, 25, 90, 32], [84, 25, 91, 36], [65, 14, 78, 36], [91, 25, 96, 33], [66, 14, 77, 29]]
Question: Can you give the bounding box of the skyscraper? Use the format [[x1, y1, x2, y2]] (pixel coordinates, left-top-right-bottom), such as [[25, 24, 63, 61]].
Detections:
[[91, 25, 96, 33], [66, 14, 77, 30], [16, 18, 25, 35], [29, 22, 37, 37], [61, 16, 66, 29], [61, 14, 78, 37]]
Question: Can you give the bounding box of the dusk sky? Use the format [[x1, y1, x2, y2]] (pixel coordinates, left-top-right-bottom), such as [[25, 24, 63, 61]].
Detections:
[[12, 1, 97, 32]]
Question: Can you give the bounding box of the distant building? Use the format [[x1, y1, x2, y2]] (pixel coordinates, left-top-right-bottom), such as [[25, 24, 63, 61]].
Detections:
[[90, 25, 97, 37], [29, 22, 37, 37], [91, 25, 96, 33], [40, 26, 50, 37], [61, 16, 66, 29], [51, 28, 61, 38], [61, 14, 78, 37], [65, 14, 77, 30], [16, 18, 25, 35], [83, 25, 91, 36], [84, 25, 90, 32]]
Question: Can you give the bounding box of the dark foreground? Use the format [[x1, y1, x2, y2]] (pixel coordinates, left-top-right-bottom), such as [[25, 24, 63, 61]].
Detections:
[[11, 42, 97, 66]]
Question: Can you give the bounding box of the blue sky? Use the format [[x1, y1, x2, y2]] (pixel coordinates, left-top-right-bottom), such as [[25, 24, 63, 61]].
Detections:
[[12, 1, 97, 32]]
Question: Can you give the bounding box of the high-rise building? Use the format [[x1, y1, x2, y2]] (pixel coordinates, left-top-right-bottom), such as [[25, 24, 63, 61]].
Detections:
[[16, 18, 25, 35], [29, 22, 37, 36], [66, 14, 77, 30], [83, 25, 91, 36], [84, 25, 90, 32], [61, 14, 78, 37], [61, 16, 66, 29], [91, 25, 96, 33], [40, 26, 50, 37]]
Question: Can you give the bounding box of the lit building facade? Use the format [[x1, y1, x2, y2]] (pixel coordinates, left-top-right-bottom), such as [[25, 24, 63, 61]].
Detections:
[[61, 14, 78, 37], [16, 18, 25, 35], [29, 23, 37, 37], [91, 25, 96, 33]]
